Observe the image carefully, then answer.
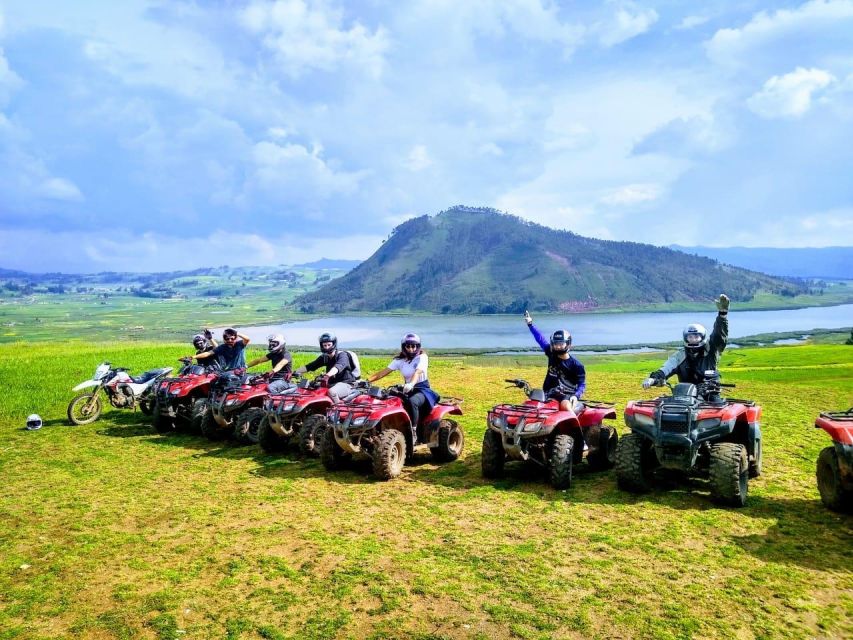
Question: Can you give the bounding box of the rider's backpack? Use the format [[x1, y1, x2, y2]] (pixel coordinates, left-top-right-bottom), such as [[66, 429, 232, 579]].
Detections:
[[345, 350, 361, 378]]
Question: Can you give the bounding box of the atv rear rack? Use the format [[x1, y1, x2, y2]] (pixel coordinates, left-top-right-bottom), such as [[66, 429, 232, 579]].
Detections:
[[438, 396, 463, 406], [488, 403, 560, 422]]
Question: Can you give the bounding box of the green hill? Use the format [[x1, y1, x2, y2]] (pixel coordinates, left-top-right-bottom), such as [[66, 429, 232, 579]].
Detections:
[[295, 206, 808, 313]]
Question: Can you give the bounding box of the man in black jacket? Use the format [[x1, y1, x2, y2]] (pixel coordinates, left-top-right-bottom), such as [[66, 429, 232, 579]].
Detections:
[[643, 294, 729, 388], [294, 332, 358, 402]]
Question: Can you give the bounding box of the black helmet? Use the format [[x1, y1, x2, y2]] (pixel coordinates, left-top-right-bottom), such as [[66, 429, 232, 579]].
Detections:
[[550, 329, 572, 354], [318, 332, 337, 354], [267, 333, 285, 353], [683, 323, 708, 355]]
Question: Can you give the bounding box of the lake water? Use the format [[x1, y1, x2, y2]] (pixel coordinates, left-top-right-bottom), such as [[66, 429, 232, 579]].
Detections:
[[233, 304, 852, 350]]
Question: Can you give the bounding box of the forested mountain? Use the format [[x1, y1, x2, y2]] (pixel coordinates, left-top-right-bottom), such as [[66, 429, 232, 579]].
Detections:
[[671, 245, 853, 279], [295, 207, 807, 313]]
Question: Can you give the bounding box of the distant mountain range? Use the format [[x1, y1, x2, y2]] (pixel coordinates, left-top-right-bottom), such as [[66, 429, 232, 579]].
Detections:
[[292, 258, 362, 270], [671, 246, 852, 279], [295, 206, 807, 314]]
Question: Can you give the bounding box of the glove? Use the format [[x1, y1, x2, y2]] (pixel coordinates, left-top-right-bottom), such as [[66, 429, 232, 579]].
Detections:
[[523, 310, 533, 326], [203, 328, 213, 339], [642, 378, 656, 389], [402, 382, 414, 393], [316, 374, 330, 387], [716, 294, 730, 313]]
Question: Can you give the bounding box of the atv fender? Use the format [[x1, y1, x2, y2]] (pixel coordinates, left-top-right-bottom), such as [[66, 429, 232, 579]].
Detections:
[[426, 404, 463, 422], [747, 421, 762, 459], [833, 443, 853, 488], [578, 406, 617, 426]]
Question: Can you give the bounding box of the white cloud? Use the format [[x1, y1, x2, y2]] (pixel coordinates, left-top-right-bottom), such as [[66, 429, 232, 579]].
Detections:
[[0, 228, 383, 272], [600, 183, 663, 205], [404, 145, 432, 171], [706, 0, 853, 66], [633, 115, 733, 157], [596, 2, 658, 47], [676, 15, 710, 30], [247, 140, 367, 204], [241, 0, 389, 78], [747, 67, 835, 118], [38, 177, 84, 202]]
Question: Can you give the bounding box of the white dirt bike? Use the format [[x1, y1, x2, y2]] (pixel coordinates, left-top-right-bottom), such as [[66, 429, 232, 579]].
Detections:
[[67, 362, 173, 425]]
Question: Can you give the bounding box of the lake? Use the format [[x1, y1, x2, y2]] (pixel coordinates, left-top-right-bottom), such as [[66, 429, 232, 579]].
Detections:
[[232, 304, 853, 350]]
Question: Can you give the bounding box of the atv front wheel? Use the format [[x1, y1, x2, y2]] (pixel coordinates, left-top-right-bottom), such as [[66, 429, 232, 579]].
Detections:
[[258, 415, 287, 453], [373, 429, 406, 480], [189, 398, 208, 435], [709, 442, 748, 507], [67, 393, 102, 425], [587, 426, 618, 471], [749, 438, 762, 479], [549, 434, 574, 489], [615, 433, 655, 493], [200, 409, 227, 441], [481, 429, 505, 479], [431, 420, 465, 463], [234, 407, 264, 445], [816, 446, 853, 512], [320, 425, 348, 470], [139, 398, 155, 416], [152, 406, 174, 434], [298, 414, 328, 457]]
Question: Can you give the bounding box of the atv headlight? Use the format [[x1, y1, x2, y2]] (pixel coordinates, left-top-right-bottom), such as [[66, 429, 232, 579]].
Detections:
[[489, 416, 503, 428], [632, 413, 655, 428], [169, 389, 181, 396], [352, 416, 366, 426], [226, 399, 242, 407], [696, 418, 721, 430], [283, 402, 296, 412], [521, 421, 542, 433]]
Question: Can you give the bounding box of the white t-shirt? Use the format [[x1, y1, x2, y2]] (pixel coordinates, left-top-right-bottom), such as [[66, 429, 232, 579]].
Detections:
[[388, 353, 428, 383]]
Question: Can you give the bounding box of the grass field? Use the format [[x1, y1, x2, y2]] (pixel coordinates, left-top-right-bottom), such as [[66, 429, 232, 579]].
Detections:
[[0, 342, 851, 639]]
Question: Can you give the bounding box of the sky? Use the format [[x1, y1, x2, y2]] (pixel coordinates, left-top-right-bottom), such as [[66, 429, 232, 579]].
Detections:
[[0, 0, 852, 273]]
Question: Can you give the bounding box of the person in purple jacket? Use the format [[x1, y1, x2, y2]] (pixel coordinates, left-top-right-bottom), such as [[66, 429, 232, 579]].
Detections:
[[524, 310, 586, 413]]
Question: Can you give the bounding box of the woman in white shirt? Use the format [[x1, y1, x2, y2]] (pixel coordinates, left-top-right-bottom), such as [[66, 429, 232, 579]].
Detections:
[[368, 333, 440, 442]]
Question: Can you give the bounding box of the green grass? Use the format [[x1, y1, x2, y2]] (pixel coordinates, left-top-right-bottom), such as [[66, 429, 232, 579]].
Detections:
[[0, 343, 851, 639]]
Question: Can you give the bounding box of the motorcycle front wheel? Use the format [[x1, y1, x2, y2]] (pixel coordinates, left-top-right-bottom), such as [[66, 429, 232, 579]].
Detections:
[[67, 393, 103, 425]]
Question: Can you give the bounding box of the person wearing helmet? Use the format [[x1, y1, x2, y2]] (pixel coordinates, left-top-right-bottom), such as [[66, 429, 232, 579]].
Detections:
[[643, 294, 730, 389], [246, 334, 293, 393], [368, 333, 438, 442], [524, 311, 586, 413], [190, 327, 251, 370], [294, 332, 358, 402], [188, 329, 219, 372]]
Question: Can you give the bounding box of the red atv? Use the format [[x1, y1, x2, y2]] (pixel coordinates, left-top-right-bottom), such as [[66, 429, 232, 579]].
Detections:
[[152, 358, 219, 434], [201, 370, 270, 445], [482, 379, 618, 489], [320, 384, 465, 481], [257, 374, 335, 455], [618, 373, 762, 507], [814, 409, 853, 512]]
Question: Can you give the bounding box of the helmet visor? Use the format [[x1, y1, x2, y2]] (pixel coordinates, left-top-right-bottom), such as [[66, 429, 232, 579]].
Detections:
[[268, 340, 281, 350], [685, 333, 704, 345]]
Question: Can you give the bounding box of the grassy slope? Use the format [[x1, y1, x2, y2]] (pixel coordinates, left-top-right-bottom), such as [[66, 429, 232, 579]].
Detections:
[[0, 343, 851, 640]]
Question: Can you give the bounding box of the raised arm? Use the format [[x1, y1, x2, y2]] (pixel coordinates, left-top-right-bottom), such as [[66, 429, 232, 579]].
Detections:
[[524, 311, 549, 352], [708, 294, 729, 356]]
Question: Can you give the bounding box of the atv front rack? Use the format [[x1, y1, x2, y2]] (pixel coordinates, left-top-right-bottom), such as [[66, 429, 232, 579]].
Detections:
[[820, 409, 853, 421], [488, 403, 560, 423]]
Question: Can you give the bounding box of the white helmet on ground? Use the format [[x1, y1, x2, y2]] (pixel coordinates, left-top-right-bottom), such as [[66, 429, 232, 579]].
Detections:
[[26, 414, 43, 430]]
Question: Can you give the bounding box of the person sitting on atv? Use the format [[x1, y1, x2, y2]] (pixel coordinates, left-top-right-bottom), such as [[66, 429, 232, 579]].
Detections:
[[524, 311, 585, 413], [294, 333, 358, 403], [643, 294, 729, 390], [246, 333, 293, 394], [186, 329, 220, 373], [190, 327, 251, 371], [368, 333, 438, 443]]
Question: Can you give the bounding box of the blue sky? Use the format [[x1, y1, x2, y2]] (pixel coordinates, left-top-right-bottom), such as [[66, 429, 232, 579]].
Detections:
[[0, 0, 851, 272]]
